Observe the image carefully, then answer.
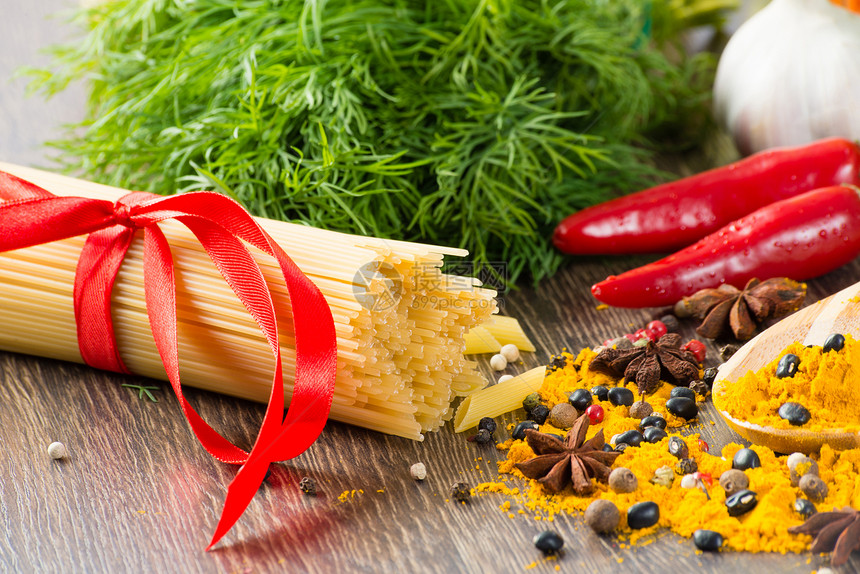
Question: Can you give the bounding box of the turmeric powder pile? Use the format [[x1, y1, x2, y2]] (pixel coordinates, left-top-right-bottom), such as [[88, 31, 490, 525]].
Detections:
[[476, 347, 860, 555], [714, 334, 860, 432]]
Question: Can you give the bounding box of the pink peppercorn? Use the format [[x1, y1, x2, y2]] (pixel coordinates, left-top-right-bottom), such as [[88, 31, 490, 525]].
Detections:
[[585, 404, 605, 425], [646, 320, 668, 339], [682, 339, 707, 363]]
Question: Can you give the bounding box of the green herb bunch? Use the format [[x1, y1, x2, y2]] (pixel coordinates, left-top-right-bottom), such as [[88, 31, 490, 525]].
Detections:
[[33, 0, 733, 283]]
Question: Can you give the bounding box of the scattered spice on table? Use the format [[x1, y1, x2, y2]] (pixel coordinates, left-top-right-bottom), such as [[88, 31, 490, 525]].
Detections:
[[473, 345, 860, 562], [300, 477, 317, 496]]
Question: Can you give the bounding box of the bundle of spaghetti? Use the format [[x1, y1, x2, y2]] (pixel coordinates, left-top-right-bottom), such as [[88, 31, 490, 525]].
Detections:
[[0, 162, 498, 440]]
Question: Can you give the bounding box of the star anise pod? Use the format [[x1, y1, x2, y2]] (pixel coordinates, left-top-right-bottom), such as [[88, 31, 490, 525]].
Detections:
[[788, 507, 860, 566], [514, 414, 619, 494], [588, 333, 699, 395], [676, 277, 806, 341]]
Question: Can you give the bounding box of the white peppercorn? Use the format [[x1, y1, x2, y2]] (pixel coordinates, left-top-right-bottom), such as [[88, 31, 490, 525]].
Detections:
[[500, 344, 520, 363], [680, 474, 699, 489], [47, 441, 67, 460], [490, 354, 508, 371]]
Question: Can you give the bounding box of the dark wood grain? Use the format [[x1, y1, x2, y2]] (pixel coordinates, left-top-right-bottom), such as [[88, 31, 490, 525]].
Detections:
[[2, 3, 860, 574]]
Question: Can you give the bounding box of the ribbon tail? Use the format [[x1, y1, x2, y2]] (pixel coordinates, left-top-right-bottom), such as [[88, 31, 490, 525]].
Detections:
[[142, 225, 250, 463], [206, 455, 272, 550]]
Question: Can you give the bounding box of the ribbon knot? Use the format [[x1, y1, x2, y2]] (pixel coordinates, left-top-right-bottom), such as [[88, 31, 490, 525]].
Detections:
[[112, 196, 137, 228], [0, 170, 337, 548]]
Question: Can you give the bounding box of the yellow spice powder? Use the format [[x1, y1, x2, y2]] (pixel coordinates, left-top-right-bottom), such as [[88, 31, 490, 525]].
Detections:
[[477, 346, 860, 555], [714, 335, 860, 431]]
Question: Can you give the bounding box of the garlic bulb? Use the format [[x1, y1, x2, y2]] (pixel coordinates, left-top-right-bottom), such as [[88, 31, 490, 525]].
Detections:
[[714, 0, 860, 155]]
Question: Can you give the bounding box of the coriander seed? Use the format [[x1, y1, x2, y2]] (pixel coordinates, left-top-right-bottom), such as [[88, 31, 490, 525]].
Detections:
[[410, 462, 427, 481], [651, 466, 674, 487]]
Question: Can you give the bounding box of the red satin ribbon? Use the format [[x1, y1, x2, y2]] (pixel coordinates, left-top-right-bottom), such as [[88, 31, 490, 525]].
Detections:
[[0, 171, 338, 548]]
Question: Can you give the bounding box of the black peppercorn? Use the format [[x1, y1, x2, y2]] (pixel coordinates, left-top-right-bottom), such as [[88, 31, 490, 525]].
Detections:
[[451, 482, 471, 502], [640, 415, 667, 431], [615, 429, 644, 448], [675, 458, 698, 476], [299, 476, 317, 495], [548, 355, 567, 372], [590, 385, 609, 402], [528, 404, 550, 425], [627, 501, 660, 529], [693, 529, 723, 552], [660, 314, 680, 332], [719, 344, 741, 362], [689, 379, 709, 396], [725, 489, 757, 516], [665, 397, 698, 420], [533, 530, 564, 554], [793, 498, 817, 519], [669, 386, 696, 401], [778, 402, 811, 426], [474, 428, 492, 444], [478, 417, 497, 434], [776, 353, 800, 378], [823, 333, 846, 353], [702, 367, 718, 387], [732, 448, 761, 471], [568, 388, 593, 411], [608, 387, 635, 407], [512, 420, 540, 440]]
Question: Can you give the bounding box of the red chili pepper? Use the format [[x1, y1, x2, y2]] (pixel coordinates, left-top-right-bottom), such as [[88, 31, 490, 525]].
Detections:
[[591, 185, 860, 308], [554, 138, 860, 255]]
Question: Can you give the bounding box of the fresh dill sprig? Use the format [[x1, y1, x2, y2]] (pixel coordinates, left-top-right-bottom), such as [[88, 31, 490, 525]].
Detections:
[[30, 0, 735, 283], [122, 384, 160, 403]]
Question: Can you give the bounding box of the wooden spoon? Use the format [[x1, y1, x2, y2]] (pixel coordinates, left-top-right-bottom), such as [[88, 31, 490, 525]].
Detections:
[[714, 280, 860, 454]]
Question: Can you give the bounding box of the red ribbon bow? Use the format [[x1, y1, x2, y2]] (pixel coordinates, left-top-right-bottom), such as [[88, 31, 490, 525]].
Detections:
[[0, 171, 338, 548]]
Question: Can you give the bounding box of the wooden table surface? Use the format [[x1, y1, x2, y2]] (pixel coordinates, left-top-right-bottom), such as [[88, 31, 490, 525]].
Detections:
[[2, 3, 858, 574]]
